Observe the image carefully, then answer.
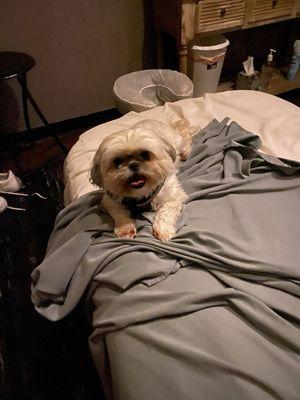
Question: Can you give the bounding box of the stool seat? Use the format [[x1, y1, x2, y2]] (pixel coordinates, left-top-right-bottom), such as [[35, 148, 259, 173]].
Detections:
[[0, 51, 35, 80]]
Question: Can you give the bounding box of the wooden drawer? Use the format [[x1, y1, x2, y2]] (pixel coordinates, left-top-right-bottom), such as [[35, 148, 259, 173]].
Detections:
[[195, 0, 246, 33], [296, 1, 300, 15], [248, 0, 294, 23]]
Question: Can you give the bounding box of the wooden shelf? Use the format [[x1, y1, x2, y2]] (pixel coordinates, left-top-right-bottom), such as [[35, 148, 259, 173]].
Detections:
[[217, 81, 235, 92], [266, 69, 300, 96], [217, 69, 300, 96], [153, 1, 299, 75]]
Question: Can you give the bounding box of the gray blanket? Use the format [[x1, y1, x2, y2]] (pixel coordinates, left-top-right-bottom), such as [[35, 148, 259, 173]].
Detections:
[[32, 119, 300, 400]]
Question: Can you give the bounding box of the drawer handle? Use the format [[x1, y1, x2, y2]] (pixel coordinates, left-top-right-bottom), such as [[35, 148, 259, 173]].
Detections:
[[272, 0, 278, 7], [220, 7, 227, 18]]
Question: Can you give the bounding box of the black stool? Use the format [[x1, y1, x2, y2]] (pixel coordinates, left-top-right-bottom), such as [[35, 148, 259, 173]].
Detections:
[[0, 51, 67, 154]]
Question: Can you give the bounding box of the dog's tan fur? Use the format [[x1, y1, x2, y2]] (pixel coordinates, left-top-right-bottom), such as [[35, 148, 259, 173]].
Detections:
[[90, 118, 192, 241]]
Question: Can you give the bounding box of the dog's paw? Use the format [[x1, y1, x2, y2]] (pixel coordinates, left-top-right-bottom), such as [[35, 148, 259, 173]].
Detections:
[[114, 223, 136, 238], [153, 223, 175, 241]]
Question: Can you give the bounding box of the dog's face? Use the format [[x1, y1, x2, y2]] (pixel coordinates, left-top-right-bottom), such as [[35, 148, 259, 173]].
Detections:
[[90, 127, 177, 198]]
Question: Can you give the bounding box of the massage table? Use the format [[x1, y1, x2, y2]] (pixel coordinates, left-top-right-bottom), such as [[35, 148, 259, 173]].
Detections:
[[32, 90, 300, 400]]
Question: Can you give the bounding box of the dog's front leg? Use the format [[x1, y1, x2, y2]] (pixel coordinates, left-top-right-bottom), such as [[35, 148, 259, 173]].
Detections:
[[102, 194, 136, 238], [153, 200, 183, 241], [174, 118, 192, 161]]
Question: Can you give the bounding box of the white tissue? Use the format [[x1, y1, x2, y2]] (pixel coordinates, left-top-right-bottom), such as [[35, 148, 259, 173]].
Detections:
[[242, 56, 255, 76]]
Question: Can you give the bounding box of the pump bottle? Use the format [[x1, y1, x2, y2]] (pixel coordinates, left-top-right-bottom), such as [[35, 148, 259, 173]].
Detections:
[[259, 49, 277, 91]]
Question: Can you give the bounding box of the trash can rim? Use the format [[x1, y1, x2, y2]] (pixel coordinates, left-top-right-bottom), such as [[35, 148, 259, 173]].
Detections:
[[192, 39, 230, 52]]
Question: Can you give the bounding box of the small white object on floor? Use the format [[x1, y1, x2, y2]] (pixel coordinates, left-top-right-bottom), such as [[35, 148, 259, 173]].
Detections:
[[0, 170, 22, 192]]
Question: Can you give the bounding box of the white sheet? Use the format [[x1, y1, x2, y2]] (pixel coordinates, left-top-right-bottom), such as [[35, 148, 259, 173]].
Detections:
[[64, 90, 300, 205]]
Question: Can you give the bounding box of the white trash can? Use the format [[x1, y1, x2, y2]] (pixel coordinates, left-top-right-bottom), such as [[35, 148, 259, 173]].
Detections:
[[188, 35, 230, 97]]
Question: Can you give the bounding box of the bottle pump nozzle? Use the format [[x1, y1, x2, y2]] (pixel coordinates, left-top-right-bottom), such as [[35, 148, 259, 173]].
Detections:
[[267, 49, 276, 63]]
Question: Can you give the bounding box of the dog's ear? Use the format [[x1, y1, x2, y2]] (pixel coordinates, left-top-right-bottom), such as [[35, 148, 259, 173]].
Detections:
[[89, 150, 102, 188], [160, 137, 177, 163], [166, 143, 177, 163]]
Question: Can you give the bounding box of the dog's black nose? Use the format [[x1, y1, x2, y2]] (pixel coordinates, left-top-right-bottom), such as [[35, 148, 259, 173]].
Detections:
[[128, 161, 139, 171]]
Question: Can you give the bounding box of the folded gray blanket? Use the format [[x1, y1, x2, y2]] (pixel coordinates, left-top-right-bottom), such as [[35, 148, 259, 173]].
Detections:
[[31, 119, 300, 400]]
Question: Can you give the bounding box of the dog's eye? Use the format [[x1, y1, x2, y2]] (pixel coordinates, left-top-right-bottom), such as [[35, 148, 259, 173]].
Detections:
[[140, 151, 151, 161], [113, 157, 124, 167]]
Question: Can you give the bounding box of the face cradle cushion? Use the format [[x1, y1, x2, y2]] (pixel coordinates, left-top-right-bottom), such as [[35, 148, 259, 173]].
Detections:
[[113, 69, 194, 114]]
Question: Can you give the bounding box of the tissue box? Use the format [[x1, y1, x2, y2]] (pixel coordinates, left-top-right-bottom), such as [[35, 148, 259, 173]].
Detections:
[[236, 71, 260, 90]]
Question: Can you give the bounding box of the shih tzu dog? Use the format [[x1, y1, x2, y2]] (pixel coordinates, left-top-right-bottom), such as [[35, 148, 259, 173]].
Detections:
[[90, 118, 192, 241]]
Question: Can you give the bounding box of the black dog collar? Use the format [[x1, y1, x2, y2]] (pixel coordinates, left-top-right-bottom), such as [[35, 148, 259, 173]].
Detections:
[[106, 180, 165, 210]]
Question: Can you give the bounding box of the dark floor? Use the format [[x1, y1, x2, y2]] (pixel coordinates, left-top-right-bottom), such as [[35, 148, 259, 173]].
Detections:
[[0, 138, 106, 400], [0, 128, 82, 175], [0, 128, 104, 400], [0, 90, 299, 400]]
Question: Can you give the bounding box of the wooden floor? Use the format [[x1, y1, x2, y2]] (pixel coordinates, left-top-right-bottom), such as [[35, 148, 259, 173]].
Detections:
[[0, 129, 82, 175]]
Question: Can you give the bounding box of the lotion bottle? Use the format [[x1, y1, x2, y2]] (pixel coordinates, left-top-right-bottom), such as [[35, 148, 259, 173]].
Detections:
[[260, 49, 277, 91]]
